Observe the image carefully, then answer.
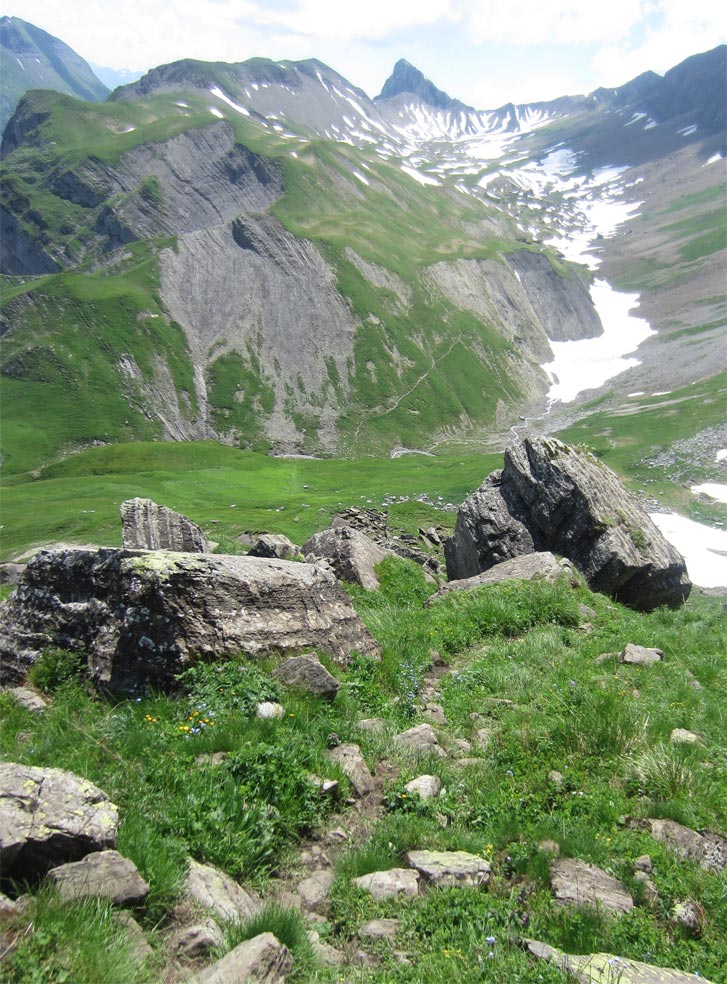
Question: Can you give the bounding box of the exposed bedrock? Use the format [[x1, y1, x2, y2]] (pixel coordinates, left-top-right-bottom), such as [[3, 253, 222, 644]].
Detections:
[[0, 547, 379, 692], [445, 437, 691, 610]]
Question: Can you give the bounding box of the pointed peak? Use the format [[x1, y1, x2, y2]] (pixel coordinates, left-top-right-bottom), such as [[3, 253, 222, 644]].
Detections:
[[376, 59, 467, 111]]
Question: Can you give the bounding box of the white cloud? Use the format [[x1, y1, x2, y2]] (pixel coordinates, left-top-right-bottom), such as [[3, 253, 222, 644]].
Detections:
[[257, 0, 457, 41], [592, 1, 727, 86], [461, 0, 654, 46]]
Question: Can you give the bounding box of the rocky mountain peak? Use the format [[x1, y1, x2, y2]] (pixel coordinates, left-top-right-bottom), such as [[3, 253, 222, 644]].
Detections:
[[377, 58, 467, 110]]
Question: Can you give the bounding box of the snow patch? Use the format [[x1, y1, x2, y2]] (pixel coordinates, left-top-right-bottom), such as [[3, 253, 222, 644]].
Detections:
[[716, 449, 727, 462], [705, 153, 723, 165], [543, 283, 655, 403], [678, 124, 698, 137], [691, 483, 727, 504], [174, 101, 189, 108], [650, 513, 727, 588], [208, 107, 224, 119], [210, 86, 250, 116], [401, 164, 441, 187], [352, 170, 370, 185]]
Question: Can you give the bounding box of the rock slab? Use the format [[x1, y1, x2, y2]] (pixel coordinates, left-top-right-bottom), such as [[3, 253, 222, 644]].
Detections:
[[326, 743, 374, 798], [428, 552, 576, 603], [445, 438, 690, 611], [0, 547, 379, 690], [0, 762, 119, 883], [407, 850, 491, 888], [273, 655, 339, 699], [121, 498, 209, 552], [302, 526, 394, 591], [525, 938, 714, 984], [47, 849, 149, 905], [354, 868, 420, 901], [550, 858, 633, 914], [188, 931, 292, 984], [184, 859, 261, 924]]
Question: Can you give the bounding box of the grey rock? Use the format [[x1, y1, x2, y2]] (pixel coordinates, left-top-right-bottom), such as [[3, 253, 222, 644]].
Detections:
[[326, 743, 374, 797], [113, 910, 153, 963], [248, 535, 300, 561], [671, 899, 703, 936], [423, 703, 447, 725], [450, 738, 472, 757], [524, 938, 716, 984], [302, 526, 394, 590], [188, 931, 293, 984], [634, 855, 653, 873], [4, 686, 49, 712], [404, 775, 442, 800], [354, 868, 420, 901], [184, 859, 261, 924], [429, 552, 576, 603], [358, 717, 386, 734], [297, 869, 334, 914], [256, 701, 285, 719], [306, 930, 345, 966], [406, 850, 491, 888], [548, 770, 564, 789], [670, 728, 702, 744], [631, 818, 727, 873], [120, 497, 209, 552], [169, 919, 225, 958], [446, 438, 690, 611], [619, 643, 664, 666], [0, 762, 118, 882], [359, 918, 400, 940], [393, 723, 444, 756], [0, 563, 25, 585], [0, 891, 18, 913], [550, 858, 633, 914], [48, 849, 149, 905], [273, 655, 339, 699], [0, 547, 378, 690], [634, 871, 659, 905]]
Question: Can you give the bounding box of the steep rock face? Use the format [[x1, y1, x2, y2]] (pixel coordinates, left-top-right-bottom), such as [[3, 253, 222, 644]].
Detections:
[[446, 438, 691, 610], [159, 213, 357, 449], [120, 498, 209, 552], [0, 547, 379, 692], [506, 252, 602, 342]]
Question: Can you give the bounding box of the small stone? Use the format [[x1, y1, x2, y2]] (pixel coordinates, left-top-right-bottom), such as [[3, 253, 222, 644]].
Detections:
[[307, 775, 339, 799], [475, 728, 492, 749], [169, 920, 225, 959], [187, 931, 292, 984], [256, 701, 285, 719], [634, 854, 653, 873], [195, 752, 227, 766], [298, 869, 334, 914], [324, 828, 350, 845], [306, 930, 345, 966], [358, 717, 386, 734], [273, 655, 339, 699], [423, 703, 447, 725], [539, 840, 560, 856], [354, 868, 420, 901], [451, 738, 472, 757], [670, 728, 702, 745], [407, 850, 491, 888], [248, 534, 300, 560], [184, 859, 261, 924], [326, 743, 374, 797], [113, 911, 153, 963], [359, 918, 400, 940], [548, 770, 564, 789], [404, 775, 442, 800], [4, 687, 49, 712], [619, 644, 664, 666], [634, 871, 659, 906], [393, 723, 445, 756], [48, 850, 149, 906], [671, 899, 703, 937]]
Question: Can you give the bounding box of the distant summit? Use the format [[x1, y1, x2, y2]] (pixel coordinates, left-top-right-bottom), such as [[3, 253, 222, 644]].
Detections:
[[0, 16, 108, 133], [377, 58, 468, 111]]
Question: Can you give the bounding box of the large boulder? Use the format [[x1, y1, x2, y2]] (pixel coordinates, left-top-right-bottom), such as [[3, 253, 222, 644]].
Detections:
[[0, 763, 119, 884], [302, 526, 394, 590], [445, 438, 690, 610], [47, 850, 150, 905], [0, 547, 379, 691], [120, 498, 209, 552]]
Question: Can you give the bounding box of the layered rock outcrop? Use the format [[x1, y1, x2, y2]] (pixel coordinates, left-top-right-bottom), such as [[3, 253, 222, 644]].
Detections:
[[120, 497, 209, 552], [0, 547, 379, 691], [445, 438, 690, 610]]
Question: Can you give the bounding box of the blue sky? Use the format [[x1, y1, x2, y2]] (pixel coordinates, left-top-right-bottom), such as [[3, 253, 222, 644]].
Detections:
[[14, 0, 727, 108]]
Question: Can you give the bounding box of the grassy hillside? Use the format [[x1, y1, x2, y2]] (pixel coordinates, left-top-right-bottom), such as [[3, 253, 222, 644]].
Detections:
[[1, 564, 725, 981]]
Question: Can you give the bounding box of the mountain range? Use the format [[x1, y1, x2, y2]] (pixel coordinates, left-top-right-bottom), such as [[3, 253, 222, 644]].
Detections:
[[0, 26, 725, 476]]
